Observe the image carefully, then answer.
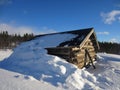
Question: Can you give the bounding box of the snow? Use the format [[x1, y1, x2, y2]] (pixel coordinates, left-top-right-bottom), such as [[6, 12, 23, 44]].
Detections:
[[34, 33, 77, 48], [0, 34, 120, 90], [91, 53, 120, 90], [0, 49, 13, 61], [0, 69, 62, 90]]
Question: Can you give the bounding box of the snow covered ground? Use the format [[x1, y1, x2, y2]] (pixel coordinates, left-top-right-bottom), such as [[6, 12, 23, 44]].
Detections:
[[0, 34, 120, 90]]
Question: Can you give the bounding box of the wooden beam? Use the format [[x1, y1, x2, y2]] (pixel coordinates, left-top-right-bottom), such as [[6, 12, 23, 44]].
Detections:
[[85, 49, 96, 69]]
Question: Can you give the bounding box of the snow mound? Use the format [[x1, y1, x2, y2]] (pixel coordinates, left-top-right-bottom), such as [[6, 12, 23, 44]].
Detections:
[[0, 34, 98, 89]]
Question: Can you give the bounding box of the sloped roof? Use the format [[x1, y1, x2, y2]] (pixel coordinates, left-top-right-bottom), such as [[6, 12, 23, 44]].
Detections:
[[35, 28, 99, 49], [58, 28, 93, 47]]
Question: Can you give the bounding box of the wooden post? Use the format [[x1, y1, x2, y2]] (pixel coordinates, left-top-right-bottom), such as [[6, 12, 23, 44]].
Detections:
[[85, 49, 96, 69], [84, 50, 87, 67]]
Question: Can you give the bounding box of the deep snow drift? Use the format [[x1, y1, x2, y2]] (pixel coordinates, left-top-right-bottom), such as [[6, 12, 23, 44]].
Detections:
[[0, 34, 120, 90]]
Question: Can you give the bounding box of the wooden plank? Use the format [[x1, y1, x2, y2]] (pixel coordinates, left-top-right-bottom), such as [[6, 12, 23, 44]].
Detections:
[[76, 54, 84, 58], [72, 47, 80, 51], [85, 49, 96, 69], [77, 59, 84, 63], [76, 53, 85, 57], [77, 62, 84, 68], [89, 50, 96, 53], [82, 45, 94, 49], [88, 48, 95, 51]]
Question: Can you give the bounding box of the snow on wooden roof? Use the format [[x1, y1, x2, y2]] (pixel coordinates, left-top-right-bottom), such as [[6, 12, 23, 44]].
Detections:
[[58, 28, 93, 47], [35, 28, 99, 49]]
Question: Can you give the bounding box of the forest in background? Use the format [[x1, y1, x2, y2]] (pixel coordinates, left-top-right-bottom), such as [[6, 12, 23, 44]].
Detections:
[[0, 31, 120, 55], [0, 31, 34, 49], [98, 42, 120, 55]]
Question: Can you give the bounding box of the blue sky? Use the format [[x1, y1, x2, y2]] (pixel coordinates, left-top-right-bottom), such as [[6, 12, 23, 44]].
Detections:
[[0, 0, 120, 42]]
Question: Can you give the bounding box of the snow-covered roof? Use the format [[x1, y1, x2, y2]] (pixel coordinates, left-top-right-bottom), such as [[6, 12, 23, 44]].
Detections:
[[35, 28, 99, 49]]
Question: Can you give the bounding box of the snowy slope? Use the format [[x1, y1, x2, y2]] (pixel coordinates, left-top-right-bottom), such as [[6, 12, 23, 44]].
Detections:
[[0, 34, 120, 90]]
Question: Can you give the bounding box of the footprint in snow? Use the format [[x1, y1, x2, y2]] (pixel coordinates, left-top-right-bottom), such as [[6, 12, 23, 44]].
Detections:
[[24, 75, 30, 80], [114, 69, 120, 74], [14, 75, 20, 78], [97, 76, 113, 86], [24, 75, 36, 81]]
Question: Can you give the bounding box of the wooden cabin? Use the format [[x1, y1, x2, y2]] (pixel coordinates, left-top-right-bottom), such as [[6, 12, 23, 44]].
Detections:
[[44, 28, 99, 69]]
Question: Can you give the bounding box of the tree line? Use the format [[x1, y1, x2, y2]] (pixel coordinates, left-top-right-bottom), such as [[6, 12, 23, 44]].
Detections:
[[0, 31, 34, 49], [98, 42, 120, 55]]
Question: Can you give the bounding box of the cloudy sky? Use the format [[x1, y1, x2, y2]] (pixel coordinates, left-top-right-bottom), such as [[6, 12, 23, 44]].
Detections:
[[0, 0, 120, 42]]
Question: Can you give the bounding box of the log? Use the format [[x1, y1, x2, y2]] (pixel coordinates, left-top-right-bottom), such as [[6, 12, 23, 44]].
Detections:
[[72, 47, 80, 51], [77, 62, 84, 68]]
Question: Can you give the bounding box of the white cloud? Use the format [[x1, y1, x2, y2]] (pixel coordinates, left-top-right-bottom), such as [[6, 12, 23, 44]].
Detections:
[[38, 27, 56, 34], [0, 23, 56, 36], [101, 10, 120, 24], [97, 31, 109, 35], [0, 0, 12, 5], [0, 23, 34, 35], [109, 38, 119, 43]]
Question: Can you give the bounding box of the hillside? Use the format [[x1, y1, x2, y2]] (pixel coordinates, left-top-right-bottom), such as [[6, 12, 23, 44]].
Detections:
[[0, 34, 120, 90]]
